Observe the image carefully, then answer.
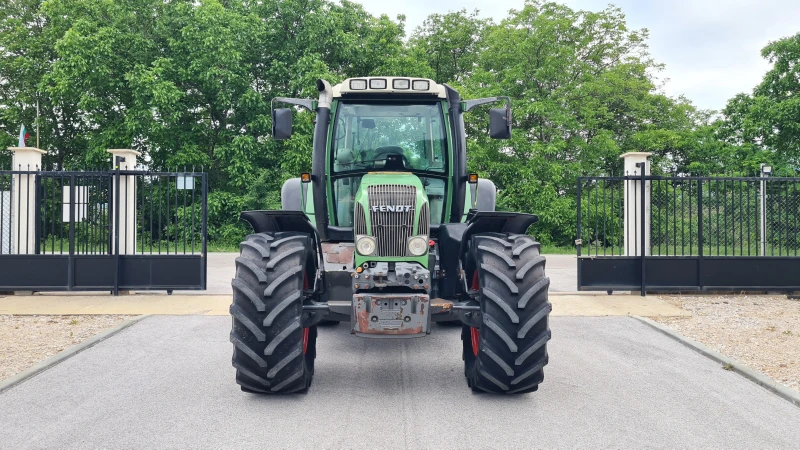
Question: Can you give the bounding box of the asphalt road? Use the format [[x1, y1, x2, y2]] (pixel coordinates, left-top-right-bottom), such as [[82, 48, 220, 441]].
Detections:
[[1, 316, 798, 449], [199, 252, 578, 295]]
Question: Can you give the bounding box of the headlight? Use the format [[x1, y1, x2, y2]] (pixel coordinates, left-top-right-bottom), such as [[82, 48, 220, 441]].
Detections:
[[392, 79, 410, 90], [369, 78, 387, 89], [407, 236, 428, 256], [356, 235, 376, 255], [412, 80, 430, 91], [349, 79, 367, 90]]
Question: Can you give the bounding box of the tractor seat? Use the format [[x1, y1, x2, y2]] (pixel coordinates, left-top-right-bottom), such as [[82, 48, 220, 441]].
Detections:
[[382, 154, 406, 170], [334, 148, 356, 171], [373, 146, 407, 170]]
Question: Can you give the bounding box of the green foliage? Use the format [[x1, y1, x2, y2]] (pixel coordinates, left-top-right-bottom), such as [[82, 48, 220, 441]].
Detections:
[[2, 0, 797, 248], [457, 2, 681, 244], [409, 9, 490, 83], [717, 32, 800, 177]]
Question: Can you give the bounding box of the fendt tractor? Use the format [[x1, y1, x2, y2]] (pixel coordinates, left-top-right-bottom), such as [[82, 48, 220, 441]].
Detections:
[[229, 77, 551, 394]]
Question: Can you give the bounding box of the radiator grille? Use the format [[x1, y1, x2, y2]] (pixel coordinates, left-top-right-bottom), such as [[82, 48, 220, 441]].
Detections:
[[354, 202, 367, 235], [367, 184, 417, 257], [417, 202, 429, 237]]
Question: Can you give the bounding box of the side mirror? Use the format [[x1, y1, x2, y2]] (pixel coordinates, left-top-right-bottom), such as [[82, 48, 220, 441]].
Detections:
[[272, 108, 293, 140], [489, 107, 512, 139]]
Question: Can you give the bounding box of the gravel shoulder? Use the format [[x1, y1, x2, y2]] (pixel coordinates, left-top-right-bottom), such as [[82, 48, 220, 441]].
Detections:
[[0, 315, 135, 381], [653, 295, 800, 392]]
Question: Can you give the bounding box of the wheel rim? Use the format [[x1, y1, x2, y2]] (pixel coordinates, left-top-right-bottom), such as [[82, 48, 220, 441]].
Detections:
[[303, 271, 310, 355], [302, 327, 310, 354], [470, 269, 480, 356], [470, 327, 480, 356]]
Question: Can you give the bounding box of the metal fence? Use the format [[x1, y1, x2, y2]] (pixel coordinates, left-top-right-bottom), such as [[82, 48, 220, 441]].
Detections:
[[31, 172, 206, 256], [0, 168, 208, 293], [578, 177, 800, 257], [577, 173, 800, 294]]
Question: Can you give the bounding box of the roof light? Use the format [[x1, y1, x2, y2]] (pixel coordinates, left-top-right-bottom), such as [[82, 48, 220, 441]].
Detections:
[[369, 79, 387, 89], [393, 79, 410, 90], [350, 79, 367, 90], [412, 80, 430, 91]]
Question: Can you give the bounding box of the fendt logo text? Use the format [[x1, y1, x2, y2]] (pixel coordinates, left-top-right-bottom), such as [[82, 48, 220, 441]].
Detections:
[[371, 205, 413, 213]]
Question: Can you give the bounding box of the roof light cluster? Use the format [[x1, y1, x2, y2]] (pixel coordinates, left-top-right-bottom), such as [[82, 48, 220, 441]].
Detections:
[[349, 78, 430, 91]]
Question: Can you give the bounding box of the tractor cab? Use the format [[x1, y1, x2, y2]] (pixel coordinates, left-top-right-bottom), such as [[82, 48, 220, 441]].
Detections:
[[330, 100, 449, 229], [269, 77, 511, 243]]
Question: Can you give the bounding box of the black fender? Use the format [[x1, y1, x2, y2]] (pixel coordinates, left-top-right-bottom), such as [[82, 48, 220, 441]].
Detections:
[[459, 211, 538, 255], [436, 211, 538, 298], [239, 210, 324, 293], [240, 210, 317, 236]]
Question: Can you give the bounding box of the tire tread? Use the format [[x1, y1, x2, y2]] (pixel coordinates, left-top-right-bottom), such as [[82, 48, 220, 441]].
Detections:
[[464, 233, 551, 394], [230, 232, 316, 394]]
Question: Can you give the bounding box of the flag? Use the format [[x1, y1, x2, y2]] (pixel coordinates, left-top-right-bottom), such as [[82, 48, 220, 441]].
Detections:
[[18, 125, 29, 147]]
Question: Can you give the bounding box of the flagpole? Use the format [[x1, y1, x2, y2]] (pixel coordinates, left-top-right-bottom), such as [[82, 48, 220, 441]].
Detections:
[[36, 97, 40, 149]]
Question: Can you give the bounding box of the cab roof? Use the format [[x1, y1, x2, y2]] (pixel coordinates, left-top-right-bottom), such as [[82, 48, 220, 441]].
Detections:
[[332, 77, 447, 99]]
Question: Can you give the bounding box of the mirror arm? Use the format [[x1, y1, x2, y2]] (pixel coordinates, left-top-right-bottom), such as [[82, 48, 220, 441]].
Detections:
[[461, 96, 511, 112], [271, 97, 316, 113]]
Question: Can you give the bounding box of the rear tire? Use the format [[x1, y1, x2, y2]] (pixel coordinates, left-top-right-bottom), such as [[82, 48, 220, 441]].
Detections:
[[230, 232, 317, 394], [462, 233, 551, 394]]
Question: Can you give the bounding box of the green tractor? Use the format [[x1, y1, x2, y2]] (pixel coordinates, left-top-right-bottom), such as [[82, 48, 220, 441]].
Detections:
[[230, 77, 551, 394]]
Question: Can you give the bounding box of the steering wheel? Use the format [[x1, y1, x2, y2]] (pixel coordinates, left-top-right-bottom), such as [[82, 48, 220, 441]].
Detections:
[[371, 146, 411, 168]]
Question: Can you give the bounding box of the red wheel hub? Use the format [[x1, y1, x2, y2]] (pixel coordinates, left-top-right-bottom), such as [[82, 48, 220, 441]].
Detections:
[[303, 272, 310, 354], [470, 327, 480, 356], [302, 327, 310, 354], [471, 270, 480, 291], [470, 269, 480, 356]]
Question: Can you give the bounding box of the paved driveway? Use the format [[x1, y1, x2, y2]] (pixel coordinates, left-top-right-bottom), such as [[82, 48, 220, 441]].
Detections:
[[1, 316, 798, 449], [201, 253, 578, 294]]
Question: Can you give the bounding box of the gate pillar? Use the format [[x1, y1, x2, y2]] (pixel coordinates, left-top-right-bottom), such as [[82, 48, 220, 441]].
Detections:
[[620, 152, 651, 256], [8, 147, 44, 255], [108, 149, 140, 254]]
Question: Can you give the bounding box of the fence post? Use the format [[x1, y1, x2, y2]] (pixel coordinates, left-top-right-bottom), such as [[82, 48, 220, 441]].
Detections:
[[8, 147, 44, 255], [576, 177, 582, 291], [107, 149, 139, 255], [759, 164, 771, 256], [620, 152, 651, 257]]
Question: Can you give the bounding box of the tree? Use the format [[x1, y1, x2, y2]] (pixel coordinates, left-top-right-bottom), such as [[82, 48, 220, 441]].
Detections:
[[718, 33, 800, 176], [409, 9, 490, 84], [0, 0, 88, 169], [459, 1, 697, 244], [2, 0, 778, 248]]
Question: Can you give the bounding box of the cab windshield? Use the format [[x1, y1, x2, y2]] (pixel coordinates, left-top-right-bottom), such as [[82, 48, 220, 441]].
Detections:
[[331, 103, 447, 174], [330, 102, 449, 227]]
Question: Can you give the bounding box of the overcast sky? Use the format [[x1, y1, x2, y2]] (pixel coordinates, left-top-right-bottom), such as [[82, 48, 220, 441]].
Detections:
[[355, 0, 800, 111]]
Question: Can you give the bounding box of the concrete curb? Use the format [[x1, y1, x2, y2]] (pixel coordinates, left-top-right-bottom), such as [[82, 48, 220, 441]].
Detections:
[[634, 316, 800, 408], [551, 291, 629, 296], [0, 315, 151, 395]]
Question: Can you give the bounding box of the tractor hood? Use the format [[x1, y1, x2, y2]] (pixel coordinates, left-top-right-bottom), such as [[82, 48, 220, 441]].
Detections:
[[353, 172, 430, 267]]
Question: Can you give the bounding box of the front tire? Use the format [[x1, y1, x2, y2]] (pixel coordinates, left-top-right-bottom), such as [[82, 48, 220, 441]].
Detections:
[[230, 232, 317, 394], [462, 233, 552, 394]]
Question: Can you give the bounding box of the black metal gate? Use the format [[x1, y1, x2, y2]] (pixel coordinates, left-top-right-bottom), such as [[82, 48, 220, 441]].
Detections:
[[577, 170, 800, 295], [0, 168, 207, 294]]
